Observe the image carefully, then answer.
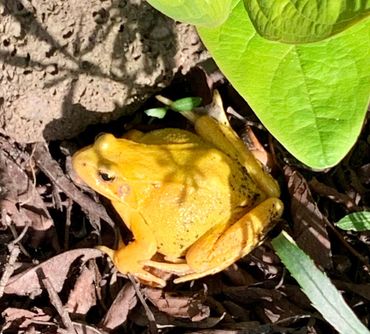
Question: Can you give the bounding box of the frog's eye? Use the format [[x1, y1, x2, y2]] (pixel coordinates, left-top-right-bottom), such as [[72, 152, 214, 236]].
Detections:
[[98, 170, 116, 182]]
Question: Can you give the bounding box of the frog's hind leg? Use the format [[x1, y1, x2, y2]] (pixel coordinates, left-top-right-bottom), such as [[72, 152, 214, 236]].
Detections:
[[121, 129, 145, 141], [192, 91, 280, 199], [174, 198, 283, 284]]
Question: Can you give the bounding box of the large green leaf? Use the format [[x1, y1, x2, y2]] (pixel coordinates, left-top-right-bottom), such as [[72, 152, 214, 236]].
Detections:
[[146, 0, 239, 27], [198, 2, 370, 169], [272, 232, 370, 334], [244, 0, 370, 43]]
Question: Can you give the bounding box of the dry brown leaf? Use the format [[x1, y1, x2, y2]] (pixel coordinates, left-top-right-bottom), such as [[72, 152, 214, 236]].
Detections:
[[358, 163, 370, 185], [0, 148, 57, 249], [224, 286, 307, 322], [73, 322, 108, 334], [2, 307, 52, 331], [281, 285, 312, 310], [100, 282, 137, 330], [144, 287, 210, 321], [131, 304, 224, 329], [334, 281, 370, 301], [65, 263, 97, 315], [309, 177, 360, 210], [284, 166, 332, 269], [222, 301, 250, 322], [222, 264, 256, 287], [5, 248, 101, 296]]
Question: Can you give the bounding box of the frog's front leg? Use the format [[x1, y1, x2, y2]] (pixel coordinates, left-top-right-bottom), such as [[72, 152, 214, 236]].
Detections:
[[98, 202, 166, 287], [173, 198, 283, 284]]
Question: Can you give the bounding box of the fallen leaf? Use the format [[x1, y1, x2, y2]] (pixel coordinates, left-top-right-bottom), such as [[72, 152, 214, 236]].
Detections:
[[223, 286, 307, 323], [65, 263, 97, 315], [0, 148, 57, 249], [2, 307, 51, 331], [284, 166, 332, 269], [333, 281, 370, 301], [144, 286, 210, 321], [5, 248, 101, 296], [131, 305, 224, 329], [73, 322, 107, 334], [309, 177, 360, 211], [100, 283, 137, 330]]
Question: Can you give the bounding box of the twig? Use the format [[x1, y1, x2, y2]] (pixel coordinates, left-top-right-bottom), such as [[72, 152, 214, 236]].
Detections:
[[64, 198, 73, 250], [9, 221, 30, 246], [309, 178, 361, 211], [0, 245, 20, 298], [40, 272, 76, 333], [324, 217, 369, 269], [19, 144, 37, 206], [7, 220, 31, 257], [128, 275, 158, 334]]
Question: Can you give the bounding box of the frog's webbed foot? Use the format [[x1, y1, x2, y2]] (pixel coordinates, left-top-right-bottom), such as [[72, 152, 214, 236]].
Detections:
[[173, 198, 283, 284], [97, 245, 167, 287]]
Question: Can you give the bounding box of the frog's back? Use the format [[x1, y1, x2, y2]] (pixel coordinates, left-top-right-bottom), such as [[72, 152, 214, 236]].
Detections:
[[134, 138, 265, 258], [137, 128, 205, 145]]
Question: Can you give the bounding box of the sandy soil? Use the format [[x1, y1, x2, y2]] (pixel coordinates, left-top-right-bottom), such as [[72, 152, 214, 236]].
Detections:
[[0, 0, 207, 142]]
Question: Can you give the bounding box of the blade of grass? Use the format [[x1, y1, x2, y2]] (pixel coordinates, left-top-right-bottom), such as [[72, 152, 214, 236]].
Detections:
[[272, 231, 369, 334]]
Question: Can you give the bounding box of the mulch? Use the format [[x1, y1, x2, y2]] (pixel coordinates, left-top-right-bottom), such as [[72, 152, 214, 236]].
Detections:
[[1, 67, 369, 333]]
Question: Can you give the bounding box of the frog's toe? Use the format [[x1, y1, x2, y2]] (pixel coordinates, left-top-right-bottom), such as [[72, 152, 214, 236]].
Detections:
[[97, 246, 167, 287], [135, 270, 167, 287], [96, 245, 116, 259], [143, 260, 193, 275], [173, 270, 218, 284]]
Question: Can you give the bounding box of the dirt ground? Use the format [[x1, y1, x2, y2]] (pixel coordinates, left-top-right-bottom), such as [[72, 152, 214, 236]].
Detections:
[[0, 0, 207, 142]]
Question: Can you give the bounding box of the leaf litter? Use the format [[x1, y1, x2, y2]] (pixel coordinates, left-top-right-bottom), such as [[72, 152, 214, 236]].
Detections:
[[0, 68, 370, 333]]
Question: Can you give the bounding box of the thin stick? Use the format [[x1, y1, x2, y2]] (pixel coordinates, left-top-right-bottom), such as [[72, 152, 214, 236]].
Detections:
[[41, 274, 76, 333], [0, 245, 20, 298], [128, 275, 158, 334], [64, 198, 73, 250]]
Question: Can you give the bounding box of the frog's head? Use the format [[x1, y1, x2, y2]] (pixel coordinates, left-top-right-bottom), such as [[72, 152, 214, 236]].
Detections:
[[72, 133, 132, 203]]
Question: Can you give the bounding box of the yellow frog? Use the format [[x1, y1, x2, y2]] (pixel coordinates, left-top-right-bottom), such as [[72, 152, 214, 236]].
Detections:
[[72, 93, 283, 287]]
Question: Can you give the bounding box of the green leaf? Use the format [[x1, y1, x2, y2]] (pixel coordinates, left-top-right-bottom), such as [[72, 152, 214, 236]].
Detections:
[[244, 0, 370, 43], [144, 108, 168, 119], [198, 2, 370, 169], [170, 97, 202, 112], [337, 212, 370, 231], [272, 231, 370, 334], [146, 0, 239, 27]]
